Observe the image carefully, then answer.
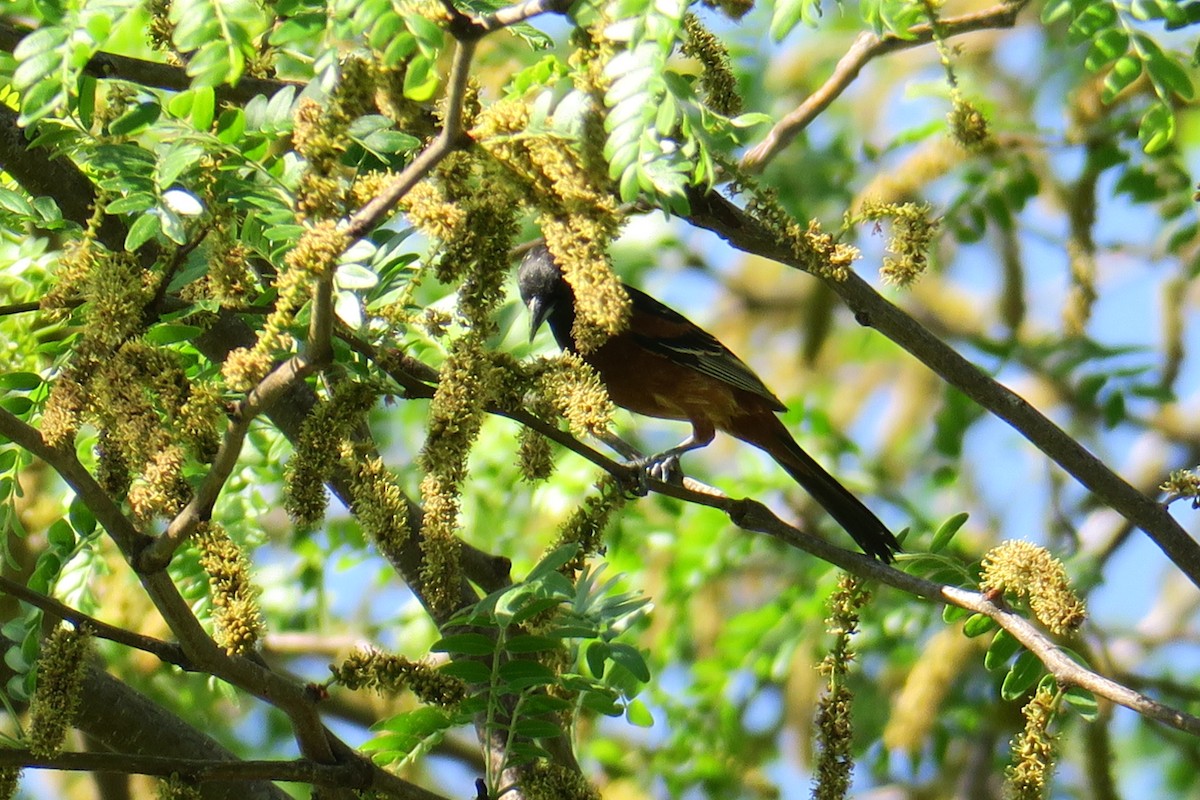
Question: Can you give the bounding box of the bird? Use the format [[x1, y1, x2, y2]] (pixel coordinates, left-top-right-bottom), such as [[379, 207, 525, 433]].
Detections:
[[517, 244, 900, 562]]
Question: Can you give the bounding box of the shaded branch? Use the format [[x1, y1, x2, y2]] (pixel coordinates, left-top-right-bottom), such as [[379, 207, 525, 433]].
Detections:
[[0, 575, 191, 671], [79, 666, 292, 800], [0, 22, 295, 106], [0, 749, 450, 798]]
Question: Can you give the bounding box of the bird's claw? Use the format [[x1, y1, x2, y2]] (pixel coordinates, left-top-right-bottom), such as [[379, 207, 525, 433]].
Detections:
[[623, 453, 685, 490]]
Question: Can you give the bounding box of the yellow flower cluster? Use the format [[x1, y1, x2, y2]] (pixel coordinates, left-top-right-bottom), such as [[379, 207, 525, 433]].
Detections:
[[547, 477, 626, 574], [1007, 684, 1058, 800], [284, 381, 379, 528], [980, 540, 1086, 635], [331, 648, 467, 707], [29, 625, 91, 758], [858, 201, 940, 288], [682, 14, 742, 117], [813, 573, 871, 800], [196, 521, 265, 656], [521, 762, 600, 800]]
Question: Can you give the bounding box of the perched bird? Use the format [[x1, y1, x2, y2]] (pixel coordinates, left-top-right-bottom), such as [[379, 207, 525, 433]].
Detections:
[[517, 245, 900, 562]]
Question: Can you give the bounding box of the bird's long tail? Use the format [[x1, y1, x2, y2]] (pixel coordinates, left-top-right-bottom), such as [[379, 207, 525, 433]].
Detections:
[[731, 414, 900, 562]]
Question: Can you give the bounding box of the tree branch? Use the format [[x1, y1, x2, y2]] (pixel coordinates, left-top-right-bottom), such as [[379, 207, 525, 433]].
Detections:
[[0, 575, 191, 671], [138, 355, 319, 572], [0, 22, 296, 107], [0, 408, 342, 764], [0, 749, 450, 798], [741, 0, 1029, 173], [344, 37, 477, 240], [681, 192, 1200, 591]]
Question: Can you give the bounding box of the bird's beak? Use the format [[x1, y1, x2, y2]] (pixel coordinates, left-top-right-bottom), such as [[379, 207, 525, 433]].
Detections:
[[526, 296, 553, 343]]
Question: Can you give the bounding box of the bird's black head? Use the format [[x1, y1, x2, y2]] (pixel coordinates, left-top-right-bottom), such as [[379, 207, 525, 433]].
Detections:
[[517, 244, 573, 345]]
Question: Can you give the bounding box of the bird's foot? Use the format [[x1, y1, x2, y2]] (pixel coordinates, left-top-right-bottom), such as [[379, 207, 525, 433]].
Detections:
[[625, 453, 686, 486]]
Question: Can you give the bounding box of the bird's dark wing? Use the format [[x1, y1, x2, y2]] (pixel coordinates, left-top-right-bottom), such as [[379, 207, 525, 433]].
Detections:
[[624, 284, 787, 411]]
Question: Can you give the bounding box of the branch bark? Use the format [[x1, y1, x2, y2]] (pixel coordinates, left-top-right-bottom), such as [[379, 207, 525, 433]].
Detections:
[[741, 0, 1029, 172], [681, 191, 1200, 591]]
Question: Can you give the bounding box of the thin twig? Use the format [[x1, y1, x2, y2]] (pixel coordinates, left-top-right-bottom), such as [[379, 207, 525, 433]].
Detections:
[[741, 0, 1029, 172], [138, 355, 318, 572], [0, 300, 42, 317], [647, 478, 1200, 736], [476, 0, 572, 32], [344, 38, 477, 241], [0, 574, 192, 670]]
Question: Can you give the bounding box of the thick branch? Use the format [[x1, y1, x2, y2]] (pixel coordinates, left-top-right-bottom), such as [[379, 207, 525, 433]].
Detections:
[[0, 408, 339, 764], [0, 22, 294, 106], [0, 749, 450, 799], [79, 666, 291, 800], [682, 192, 1200, 590], [741, 1, 1028, 172]]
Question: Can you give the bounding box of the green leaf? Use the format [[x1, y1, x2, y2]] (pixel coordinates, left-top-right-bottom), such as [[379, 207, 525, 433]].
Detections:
[[1138, 103, 1175, 153], [1063, 686, 1099, 720], [107, 102, 161, 136], [1067, 2, 1117, 43], [1001, 650, 1043, 700], [497, 660, 556, 690], [584, 640, 609, 678], [525, 544, 580, 584], [403, 56, 439, 102], [105, 194, 157, 215], [1142, 40, 1195, 100], [216, 108, 247, 143], [930, 511, 969, 552], [513, 718, 564, 738], [769, 0, 817, 42], [68, 496, 96, 538], [437, 660, 491, 683], [1102, 391, 1126, 428], [0, 397, 32, 417], [143, 324, 203, 345], [942, 603, 970, 623], [46, 519, 74, 550], [962, 613, 997, 638], [521, 694, 573, 715], [625, 698, 654, 727], [0, 188, 34, 218], [606, 643, 650, 683], [1085, 29, 1129, 72], [334, 263, 379, 290], [0, 373, 43, 391], [362, 707, 455, 764], [1102, 55, 1142, 103], [984, 629, 1022, 670], [504, 635, 563, 654], [125, 213, 161, 251], [430, 633, 495, 656]]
